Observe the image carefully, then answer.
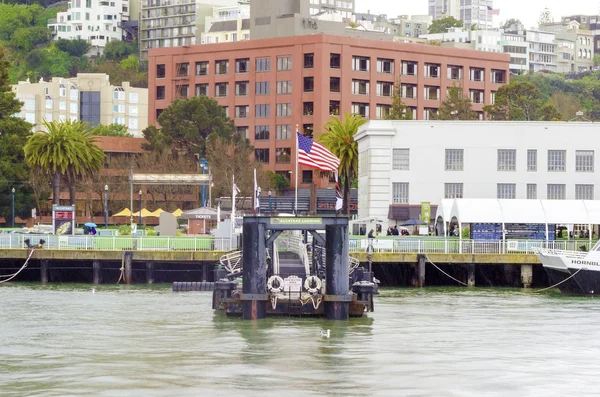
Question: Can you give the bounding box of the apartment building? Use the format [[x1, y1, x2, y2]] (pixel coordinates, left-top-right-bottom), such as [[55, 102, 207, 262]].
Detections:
[[541, 21, 594, 73], [308, 0, 355, 19], [200, 3, 250, 44], [526, 30, 557, 72], [12, 73, 148, 137], [47, 0, 133, 53], [421, 28, 502, 53], [147, 34, 508, 187], [356, 120, 599, 228], [428, 0, 459, 20], [501, 32, 529, 75]]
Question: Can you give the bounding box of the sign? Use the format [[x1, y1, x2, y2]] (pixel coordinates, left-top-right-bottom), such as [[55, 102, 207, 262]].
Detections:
[[271, 217, 322, 225], [31, 208, 36, 219], [420, 202, 431, 223], [194, 215, 212, 219], [283, 276, 303, 292], [52, 204, 75, 235]]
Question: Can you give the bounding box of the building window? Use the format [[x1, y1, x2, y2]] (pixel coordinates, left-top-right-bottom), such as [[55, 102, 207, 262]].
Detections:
[[444, 183, 464, 198], [548, 150, 566, 172], [497, 149, 516, 171], [255, 81, 269, 95], [547, 184, 566, 200], [175, 84, 189, 98], [497, 183, 516, 199], [236, 126, 249, 140], [424, 108, 438, 120], [80, 91, 100, 126], [254, 125, 270, 140], [234, 81, 248, 96], [196, 61, 208, 76], [69, 103, 78, 114], [351, 102, 369, 118], [276, 148, 291, 164], [302, 170, 313, 183], [576, 184, 594, 200], [113, 104, 125, 113], [447, 65, 462, 80], [215, 83, 228, 97], [303, 124, 313, 138], [276, 124, 291, 140], [376, 81, 393, 97], [576, 150, 594, 172], [377, 58, 394, 74], [352, 79, 369, 95], [303, 102, 313, 116], [445, 149, 464, 171], [215, 60, 229, 75], [129, 92, 138, 103], [303, 77, 314, 92], [235, 105, 249, 119], [304, 53, 314, 68], [392, 182, 409, 204], [470, 67, 484, 82], [156, 86, 165, 100], [129, 106, 138, 116], [157, 64, 165, 78], [235, 58, 249, 73], [195, 83, 208, 97], [424, 63, 440, 78], [330, 77, 340, 92], [392, 149, 409, 170], [330, 53, 340, 69], [176, 62, 189, 77], [401, 61, 417, 76], [277, 56, 292, 71], [491, 69, 506, 84], [329, 100, 340, 116], [352, 56, 370, 72], [277, 80, 292, 94], [527, 184, 537, 199], [402, 84, 417, 99], [45, 97, 52, 109], [276, 103, 292, 117], [527, 149, 537, 171], [255, 104, 270, 118], [113, 88, 125, 101], [70, 88, 78, 101], [469, 89, 484, 104], [255, 148, 270, 163], [424, 86, 440, 100], [256, 57, 271, 72], [376, 104, 391, 119]]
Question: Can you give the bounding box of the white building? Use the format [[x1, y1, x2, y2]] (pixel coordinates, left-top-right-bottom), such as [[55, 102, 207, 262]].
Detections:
[[200, 3, 250, 44], [356, 120, 599, 229], [48, 0, 131, 53], [428, 0, 460, 20], [421, 28, 502, 52], [526, 30, 557, 72]]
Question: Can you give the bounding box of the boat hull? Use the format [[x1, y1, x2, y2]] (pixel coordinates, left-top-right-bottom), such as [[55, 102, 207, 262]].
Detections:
[[537, 249, 600, 295]]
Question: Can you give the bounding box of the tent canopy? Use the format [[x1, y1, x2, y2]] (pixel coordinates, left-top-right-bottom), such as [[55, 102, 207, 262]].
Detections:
[[151, 208, 165, 217], [172, 208, 183, 217], [450, 199, 503, 224], [131, 208, 154, 218], [114, 208, 131, 217]]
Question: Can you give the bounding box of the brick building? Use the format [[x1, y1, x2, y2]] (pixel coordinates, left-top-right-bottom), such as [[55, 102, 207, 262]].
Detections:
[[148, 34, 509, 188]]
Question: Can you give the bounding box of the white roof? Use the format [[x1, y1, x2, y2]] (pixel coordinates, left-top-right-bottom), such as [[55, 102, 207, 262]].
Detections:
[[442, 199, 599, 225], [434, 199, 454, 223]]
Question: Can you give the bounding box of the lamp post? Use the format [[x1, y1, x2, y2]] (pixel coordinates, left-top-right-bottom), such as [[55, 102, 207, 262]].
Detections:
[[200, 157, 209, 207], [268, 190, 272, 214], [257, 186, 261, 215], [104, 185, 109, 229], [138, 189, 142, 226], [11, 187, 15, 228]]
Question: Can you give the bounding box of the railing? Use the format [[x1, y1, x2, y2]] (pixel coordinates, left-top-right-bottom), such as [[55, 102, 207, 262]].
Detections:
[[534, 248, 590, 259]]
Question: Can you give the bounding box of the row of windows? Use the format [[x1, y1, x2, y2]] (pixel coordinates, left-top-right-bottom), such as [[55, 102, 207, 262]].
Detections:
[[157, 57, 505, 82], [391, 182, 596, 203], [392, 149, 595, 172], [236, 125, 294, 141]]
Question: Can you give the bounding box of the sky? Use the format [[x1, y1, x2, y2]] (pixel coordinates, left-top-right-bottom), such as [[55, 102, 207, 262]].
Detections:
[[355, 0, 600, 29]]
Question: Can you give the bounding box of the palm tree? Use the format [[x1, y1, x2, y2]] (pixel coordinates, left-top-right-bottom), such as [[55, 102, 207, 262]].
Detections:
[[24, 120, 105, 205], [318, 113, 367, 215]]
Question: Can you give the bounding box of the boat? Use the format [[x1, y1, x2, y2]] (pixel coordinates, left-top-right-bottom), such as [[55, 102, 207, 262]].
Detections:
[[535, 242, 600, 295]]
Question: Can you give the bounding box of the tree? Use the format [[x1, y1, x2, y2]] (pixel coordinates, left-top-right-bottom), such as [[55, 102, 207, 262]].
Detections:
[[501, 18, 522, 31], [24, 120, 105, 205], [549, 92, 582, 120], [55, 39, 90, 57], [594, 54, 600, 67], [268, 171, 290, 193], [384, 78, 413, 120], [143, 96, 235, 158], [88, 123, 132, 137], [318, 114, 367, 215], [428, 16, 463, 34], [538, 7, 552, 26], [433, 85, 478, 120], [103, 40, 137, 60], [0, 46, 35, 222], [483, 81, 548, 121], [10, 26, 51, 51]]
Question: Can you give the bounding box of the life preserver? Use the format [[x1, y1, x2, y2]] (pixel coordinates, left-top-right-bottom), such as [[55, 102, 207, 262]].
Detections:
[[267, 275, 284, 293], [304, 276, 322, 294]]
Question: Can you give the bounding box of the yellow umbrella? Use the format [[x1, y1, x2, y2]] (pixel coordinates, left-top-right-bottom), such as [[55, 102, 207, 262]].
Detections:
[[151, 208, 165, 217], [172, 208, 183, 217], [131, 208, 154, 218], [114, 208, 132, 217]]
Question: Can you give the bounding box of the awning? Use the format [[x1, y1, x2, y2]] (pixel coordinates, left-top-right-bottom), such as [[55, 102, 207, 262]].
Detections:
[[388, 204, 438, 221]]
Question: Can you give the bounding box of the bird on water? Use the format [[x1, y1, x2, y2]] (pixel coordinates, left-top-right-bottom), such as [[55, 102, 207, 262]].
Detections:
[[320, 329, 330, 338]]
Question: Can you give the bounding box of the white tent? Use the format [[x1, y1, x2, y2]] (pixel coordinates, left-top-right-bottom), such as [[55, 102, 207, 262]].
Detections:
[[434, 199, 455, 236]]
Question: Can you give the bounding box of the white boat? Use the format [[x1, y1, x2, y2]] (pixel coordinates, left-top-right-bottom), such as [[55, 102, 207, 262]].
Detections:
[[535, 242, 600, 295]]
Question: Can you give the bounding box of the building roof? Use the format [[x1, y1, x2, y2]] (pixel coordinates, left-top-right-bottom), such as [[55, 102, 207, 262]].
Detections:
[[208, 20, 238, 32], [93, 136, 147, 154], [438, 199, 600, 226]]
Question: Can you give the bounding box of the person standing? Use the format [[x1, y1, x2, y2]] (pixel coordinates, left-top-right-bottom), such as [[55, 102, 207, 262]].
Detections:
[[368, 229, 374, 239]]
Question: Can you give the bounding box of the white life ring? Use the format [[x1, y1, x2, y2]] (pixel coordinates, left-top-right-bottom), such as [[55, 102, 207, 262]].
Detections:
[[304, 276, 322, 294], [267, 275, 285, 293]]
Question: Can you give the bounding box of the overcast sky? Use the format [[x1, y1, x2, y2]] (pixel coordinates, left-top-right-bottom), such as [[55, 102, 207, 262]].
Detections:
[[355, 0, 599, 29]]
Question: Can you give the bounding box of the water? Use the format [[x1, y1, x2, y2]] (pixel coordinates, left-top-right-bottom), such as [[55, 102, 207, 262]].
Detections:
[[2, 285, 600, 397]]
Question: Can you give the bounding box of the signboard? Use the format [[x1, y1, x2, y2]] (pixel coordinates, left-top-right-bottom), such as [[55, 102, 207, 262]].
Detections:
[[283, 276, 303, 292], [271, 218, 322, 225], [52, 205, 75, 235], [420, 202, 431, 223], [31, 208, 36, 219]]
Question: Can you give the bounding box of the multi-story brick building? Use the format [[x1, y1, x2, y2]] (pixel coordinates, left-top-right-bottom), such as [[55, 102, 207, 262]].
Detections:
[[148, 34, 509, 187]]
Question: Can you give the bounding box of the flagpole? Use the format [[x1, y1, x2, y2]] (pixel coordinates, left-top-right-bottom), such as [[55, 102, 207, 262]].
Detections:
[[295, 124, 299, 216], [231, 175, 235, 251]]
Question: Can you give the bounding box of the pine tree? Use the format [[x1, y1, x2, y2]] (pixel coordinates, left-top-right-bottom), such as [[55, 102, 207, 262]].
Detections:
[[384, 78, 413, 120], [433, 85, 478, 120]]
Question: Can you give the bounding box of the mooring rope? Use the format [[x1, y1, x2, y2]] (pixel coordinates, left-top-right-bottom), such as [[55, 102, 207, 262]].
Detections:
[[424, 255, 469, 286], [532, 267, 583, 293], [116, 253, 125, 284], [0, 248, 36, 284]]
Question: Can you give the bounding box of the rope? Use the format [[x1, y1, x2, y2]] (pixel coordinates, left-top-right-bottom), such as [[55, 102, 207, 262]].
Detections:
[[532, 267, 583, 293], [116, 253, 125, 284], [424, 254, 468, 286], [0, 248, 36, 284]]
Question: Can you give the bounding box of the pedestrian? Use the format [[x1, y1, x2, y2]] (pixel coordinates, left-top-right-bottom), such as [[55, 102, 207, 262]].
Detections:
[[392, 226, 399, 236], [386, 227, 392, 236], [368, 229, 374, 239]]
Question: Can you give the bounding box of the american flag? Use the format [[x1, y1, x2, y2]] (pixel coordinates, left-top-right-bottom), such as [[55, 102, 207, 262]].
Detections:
[[297, 132, 340, 172], [486, 5, 499, 15]]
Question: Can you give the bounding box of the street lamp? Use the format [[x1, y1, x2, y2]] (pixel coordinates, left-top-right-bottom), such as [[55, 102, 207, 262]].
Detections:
[[200, 157, 209, 207], [11, 187, 15, 228], [138, 190, 142, 226], [268, 190, 272, 214], [257, 186, 262, 215], [104, 185, 109, 229]]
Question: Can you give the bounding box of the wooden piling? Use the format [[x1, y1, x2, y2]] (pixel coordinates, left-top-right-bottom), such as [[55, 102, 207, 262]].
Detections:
[[146, 262, 154, 284], [92, 260, 101, 285], [202, 263, 208, 282], [467, 264, 475, 287], [40, 259, 48, 284], [521, 264, 533, 288], [416, 254, 426, 288], [124, 252, 133, 285]]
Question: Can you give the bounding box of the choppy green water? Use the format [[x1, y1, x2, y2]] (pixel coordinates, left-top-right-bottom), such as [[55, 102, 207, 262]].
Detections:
[[1, 285, 600, 396]]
